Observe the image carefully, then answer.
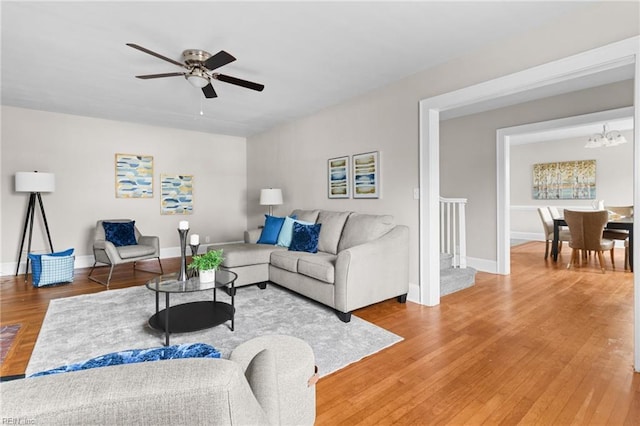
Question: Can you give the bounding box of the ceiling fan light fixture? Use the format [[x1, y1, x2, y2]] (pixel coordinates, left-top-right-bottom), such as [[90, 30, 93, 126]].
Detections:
[[184, 69, 209, 89]]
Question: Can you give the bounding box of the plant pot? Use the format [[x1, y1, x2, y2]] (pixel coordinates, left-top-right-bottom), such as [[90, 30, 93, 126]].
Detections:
[[199, 269, 216, 283]]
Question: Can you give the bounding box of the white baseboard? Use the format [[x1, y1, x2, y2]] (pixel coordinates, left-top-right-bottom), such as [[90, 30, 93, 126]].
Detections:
[[467, 257, 498, 274], [0, 241, 243, 277], [511, 231, 544, 241], [407, 282, 420, 303]]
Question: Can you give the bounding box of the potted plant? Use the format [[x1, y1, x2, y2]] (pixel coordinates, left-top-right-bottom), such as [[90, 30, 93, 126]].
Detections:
[[188, 249, 224, 283]]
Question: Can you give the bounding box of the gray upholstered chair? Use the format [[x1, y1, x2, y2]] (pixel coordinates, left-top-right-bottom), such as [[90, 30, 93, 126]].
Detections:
[[88, 219, 163, 287], [538, 207, 570, 259], [602, 206, 632, 270], [564, 210, 614, 273]]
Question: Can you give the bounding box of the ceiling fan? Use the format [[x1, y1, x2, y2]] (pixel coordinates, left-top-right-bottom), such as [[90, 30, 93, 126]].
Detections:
[[126, 43, 264, 98]]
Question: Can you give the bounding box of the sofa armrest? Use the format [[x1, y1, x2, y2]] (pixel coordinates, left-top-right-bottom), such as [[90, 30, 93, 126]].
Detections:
[[334, 225, 409, 313], [245, 229, 262, 244]]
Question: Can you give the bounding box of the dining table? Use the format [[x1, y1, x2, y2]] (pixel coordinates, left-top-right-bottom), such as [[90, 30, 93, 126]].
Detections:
[[552, 216, 633, 271]]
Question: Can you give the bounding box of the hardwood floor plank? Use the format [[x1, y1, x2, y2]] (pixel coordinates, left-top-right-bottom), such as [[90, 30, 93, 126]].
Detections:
[[1, 243, 638, 423]]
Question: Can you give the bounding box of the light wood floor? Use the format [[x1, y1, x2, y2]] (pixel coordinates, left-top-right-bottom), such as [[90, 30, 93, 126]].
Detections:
[[1, 242, 638, 424]]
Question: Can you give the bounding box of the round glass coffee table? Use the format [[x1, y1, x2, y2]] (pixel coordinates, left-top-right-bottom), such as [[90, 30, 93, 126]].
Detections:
[[145, 270, 237, 346]]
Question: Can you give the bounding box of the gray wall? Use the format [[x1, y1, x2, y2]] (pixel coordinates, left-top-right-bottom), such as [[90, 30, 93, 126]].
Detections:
[[246, 2, 638, 288], [1, 106, 247, 274]]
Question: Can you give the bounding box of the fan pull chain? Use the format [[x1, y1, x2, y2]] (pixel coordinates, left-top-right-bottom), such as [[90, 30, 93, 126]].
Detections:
[[200, 97, 204, 116]]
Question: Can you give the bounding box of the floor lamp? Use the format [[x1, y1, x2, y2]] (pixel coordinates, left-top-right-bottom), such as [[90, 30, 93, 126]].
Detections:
[[260, 188, 283, 216], [15, 171, 55, 276]]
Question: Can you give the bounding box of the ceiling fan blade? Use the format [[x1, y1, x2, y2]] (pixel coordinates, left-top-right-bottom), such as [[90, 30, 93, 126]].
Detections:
[[204, 50, 236, 71], [126, 43, 187, 69], [214, 73, 264, 92], [202, 83, 217, 98], [135, 72, 186, 79]]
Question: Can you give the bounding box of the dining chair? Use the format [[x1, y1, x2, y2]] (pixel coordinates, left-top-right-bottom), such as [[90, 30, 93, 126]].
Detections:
[[537, 207, 570, 259], [602, 206, 633, 270], [564, 210, 614, 273]]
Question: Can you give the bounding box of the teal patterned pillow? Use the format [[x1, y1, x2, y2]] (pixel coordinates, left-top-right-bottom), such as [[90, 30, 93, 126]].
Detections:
[[289, 222, 322, 253], [103, 221, 137, 247]]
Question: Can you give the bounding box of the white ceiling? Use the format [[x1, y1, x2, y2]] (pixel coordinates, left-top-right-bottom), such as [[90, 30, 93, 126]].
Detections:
[[0, 1, 610, 137]]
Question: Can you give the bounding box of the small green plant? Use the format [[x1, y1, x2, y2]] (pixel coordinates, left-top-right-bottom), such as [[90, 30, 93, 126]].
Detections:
[[188, 249, 224, 271]]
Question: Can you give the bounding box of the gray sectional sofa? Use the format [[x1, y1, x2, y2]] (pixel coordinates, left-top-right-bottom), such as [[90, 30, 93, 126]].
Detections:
[[212, 209, 409, 322]]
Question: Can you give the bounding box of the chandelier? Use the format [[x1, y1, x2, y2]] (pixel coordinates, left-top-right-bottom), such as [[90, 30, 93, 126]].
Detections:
[[585, 124, 628, 148]]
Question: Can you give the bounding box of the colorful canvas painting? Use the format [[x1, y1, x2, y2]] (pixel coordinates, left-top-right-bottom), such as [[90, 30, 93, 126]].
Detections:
[[352, 151, 380, 198], [328, 156, 350, 198], [161, 174, 193, 215], [533, 160, 596, 200], [115, 154, 153, 198]]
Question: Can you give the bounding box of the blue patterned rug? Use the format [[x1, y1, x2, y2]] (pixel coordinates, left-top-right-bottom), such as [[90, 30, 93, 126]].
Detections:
[[27, 284, 402, 377]]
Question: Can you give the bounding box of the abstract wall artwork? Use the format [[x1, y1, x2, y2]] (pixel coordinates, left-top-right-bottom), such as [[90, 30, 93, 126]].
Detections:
[[115, 154, 153, 198], [352, 151, 380, 198], [161, 174, 193, 214], [328, 156, 350, 198], [532, 160, 596, 200]]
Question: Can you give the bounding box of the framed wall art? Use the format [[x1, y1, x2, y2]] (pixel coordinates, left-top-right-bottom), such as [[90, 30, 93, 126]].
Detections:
[[161, 174, 193, 215], [352, 151, 380, 199], [115, 153, 153, 198], [532, 159, 596, 200], [328, 156, 350, 198]]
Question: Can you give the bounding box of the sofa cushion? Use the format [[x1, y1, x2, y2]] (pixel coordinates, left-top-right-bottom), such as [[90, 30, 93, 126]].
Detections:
[[117, 244, 157, 259], [337, 213, 395, 252], [257, 215, 287, 245], [270, 250, 317, 273], [277, 217, 314, 248], [297, 253, 337, 284], [218, 243, 285, 268], [316, 211, 351, 254], [289, 222, 322, 253], [290, 209, 320, 223]]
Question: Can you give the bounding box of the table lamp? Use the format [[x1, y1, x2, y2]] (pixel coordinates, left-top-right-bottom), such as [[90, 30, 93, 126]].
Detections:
[[260, 188, 283, 216]]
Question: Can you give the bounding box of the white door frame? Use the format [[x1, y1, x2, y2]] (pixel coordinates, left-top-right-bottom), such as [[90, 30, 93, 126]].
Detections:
[[418, 36, 639, 370]]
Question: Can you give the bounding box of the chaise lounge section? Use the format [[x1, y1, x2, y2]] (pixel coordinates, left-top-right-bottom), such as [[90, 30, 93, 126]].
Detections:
[[212, 209, 409, 322]]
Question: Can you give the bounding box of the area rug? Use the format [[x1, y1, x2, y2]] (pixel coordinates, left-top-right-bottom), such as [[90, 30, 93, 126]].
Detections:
[[27, 284, 402, 377], [1, 324, 21, 365]]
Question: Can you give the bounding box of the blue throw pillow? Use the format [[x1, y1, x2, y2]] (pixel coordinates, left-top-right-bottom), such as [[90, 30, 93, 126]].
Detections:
[[277, 217, 313, 247], [29, 343, 221, 377], [289, 222, 322, 253], [257, 215, 288, 245], [103, 221, 137, 247], [28, 248, 74, 286]]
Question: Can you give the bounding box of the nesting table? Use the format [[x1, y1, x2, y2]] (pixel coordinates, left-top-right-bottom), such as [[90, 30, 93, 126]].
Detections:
[[145, 270, 238, 346]]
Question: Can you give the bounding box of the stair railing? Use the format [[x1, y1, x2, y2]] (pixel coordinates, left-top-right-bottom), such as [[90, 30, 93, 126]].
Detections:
[[439, 197, 468, 268]]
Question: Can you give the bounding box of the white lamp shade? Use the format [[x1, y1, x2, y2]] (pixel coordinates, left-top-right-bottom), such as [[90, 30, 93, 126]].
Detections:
[[260, 188, 283, 205], [15, 172, 55, 193]]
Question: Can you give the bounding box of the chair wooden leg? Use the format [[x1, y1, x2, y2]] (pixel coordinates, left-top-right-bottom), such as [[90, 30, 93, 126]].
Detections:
[[597, 251, 606, 273], [544, 240, 550, 259], [567, 249, 577, 269], [625, 246, 630, 271], [610, 248, 615, 269]]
